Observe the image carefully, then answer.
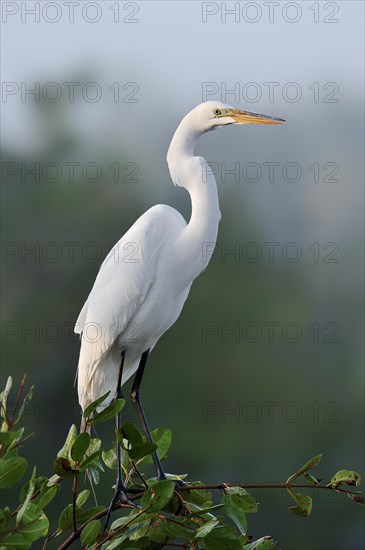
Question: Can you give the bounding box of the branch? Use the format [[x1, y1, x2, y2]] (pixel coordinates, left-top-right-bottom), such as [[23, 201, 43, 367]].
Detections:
[[177, 482, 363, 498], [49, 480, 364, 549], [57, 502, 136, 550], [72, 477, 78, 534]]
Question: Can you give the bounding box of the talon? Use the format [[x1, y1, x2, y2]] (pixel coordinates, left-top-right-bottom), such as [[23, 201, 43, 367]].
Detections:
[[104, 483, 139, 533], [173, 479, 186, 490], [171, 480, 189, 515]]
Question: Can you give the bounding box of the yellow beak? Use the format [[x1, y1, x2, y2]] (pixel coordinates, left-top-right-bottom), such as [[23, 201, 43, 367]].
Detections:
[[229, 109, 285, 125]]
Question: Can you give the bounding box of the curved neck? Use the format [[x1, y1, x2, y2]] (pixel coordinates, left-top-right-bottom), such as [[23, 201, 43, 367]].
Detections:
[[167, 117, 221, 282], [167, 116, 202, 186]]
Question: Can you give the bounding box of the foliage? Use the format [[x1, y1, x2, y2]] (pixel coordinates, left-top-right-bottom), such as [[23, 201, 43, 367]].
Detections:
[[0, 377, 363, 549]]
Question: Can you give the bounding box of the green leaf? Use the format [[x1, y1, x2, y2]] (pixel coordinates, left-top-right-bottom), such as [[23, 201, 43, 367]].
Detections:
[[0, 377, 12, 421], [88, 399, 125, 426], [53, 456, 77, 478], [88, 438, 102, 454], [166, 517, 189, 540], [244, 536, 277, 549], [88, 465, 100, 485], [104, 536, 148, 550], [109, 512, 151, 543], [1, 428, 25, 457], [37, 476, 51, 496], [143, 428, 172, 463], [183, 481, 213, 508], [1, 447, 19, 460], [328, 470, 361, 488], [304, 474, 320, 485], [79, 450, 102, 471], [110, 514, 137, 532], [58, 504, 75, 531], [71, 432, 90, 462], [19, 476, 47, 503], [147, 516, 168, 543], [204, 525, 243, 549], [221, 493, 248, 535], [2, 533, 32, 549], [57, 424, 78, 461], [158, 472, 187, 481], [127, 517, 151, 541], [129, 442, 157, 461], [13, 427, 25, 442], [14, 385, 34, 425], [0, 432, 17, 446], [287, 491, 312, 517], [141, 480, 174, 513], [21, 516, 49, 542], [76, 489, 90, 508], [0, 456, 28, 489], [286, 454, 322, 484], [47, 474, 61, 487], [102, 448, 117, 470], [196, 519, 220, 537], [34, 485, 59, 514], [83, 391, 111, 420], [80, 519, 101, 546], [22, 503, 43, 524], [224, 487, 258, 513], [0, 506, 11, 530], [17, 467, 36, 525], [77, 505, 104, 523], [121, 422, 143, 446], [183, 503, 225, 519]]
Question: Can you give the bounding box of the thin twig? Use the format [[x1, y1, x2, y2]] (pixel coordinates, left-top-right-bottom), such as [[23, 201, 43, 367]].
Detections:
[[129, 459, 149, 490], [158, 513, 196, 532], [94, 504, 151, 549], [57, 502, 137, 550], [12, 432, 36, 449], [72, 477, 78, 533], [10, 478, 63, 519], [177, 482, 362, 496]]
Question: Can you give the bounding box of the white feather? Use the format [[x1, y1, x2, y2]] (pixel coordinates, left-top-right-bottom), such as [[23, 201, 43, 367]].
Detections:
[[75, 101, 283, 413]]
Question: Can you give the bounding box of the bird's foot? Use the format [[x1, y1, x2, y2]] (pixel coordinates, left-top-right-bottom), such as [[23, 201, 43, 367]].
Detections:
[[104, 482, 139, 533], [163, 478, 189, 516], [173, 478, 187, 489], [170, 478, 188, 494]]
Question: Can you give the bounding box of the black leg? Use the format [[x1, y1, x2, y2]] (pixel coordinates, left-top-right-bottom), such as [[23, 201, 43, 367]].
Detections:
[[115, 349, 125, 486], [104, 350, 136, 532], [131, 351, 189, 517], [131, 349, 166, 481]]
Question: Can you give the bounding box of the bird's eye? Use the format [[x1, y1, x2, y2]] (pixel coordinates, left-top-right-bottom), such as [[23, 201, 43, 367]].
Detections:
[[214, 108, 222, 116]]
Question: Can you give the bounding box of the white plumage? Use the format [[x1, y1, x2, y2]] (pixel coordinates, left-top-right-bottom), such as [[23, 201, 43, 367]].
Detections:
[[75, 204, 191, 410], [75, 101, 285, 413]]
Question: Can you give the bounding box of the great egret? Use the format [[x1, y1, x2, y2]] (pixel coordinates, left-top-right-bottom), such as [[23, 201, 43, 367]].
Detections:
[[75, 101, 285, 517]]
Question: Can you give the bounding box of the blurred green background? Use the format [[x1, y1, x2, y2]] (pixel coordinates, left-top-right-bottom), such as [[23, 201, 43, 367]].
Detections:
[[1, 1, 364, 548]]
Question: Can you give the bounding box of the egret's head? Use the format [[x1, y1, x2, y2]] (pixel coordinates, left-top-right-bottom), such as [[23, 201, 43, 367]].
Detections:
[[167, 101, 285, 188], [192, 101, 285, 132]]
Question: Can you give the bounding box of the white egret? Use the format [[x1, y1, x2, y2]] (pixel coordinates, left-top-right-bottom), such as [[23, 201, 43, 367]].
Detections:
[[75, 101, 285, 518]]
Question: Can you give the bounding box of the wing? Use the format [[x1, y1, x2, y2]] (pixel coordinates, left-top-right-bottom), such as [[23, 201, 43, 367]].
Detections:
[[75, 204, 185, 409]]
